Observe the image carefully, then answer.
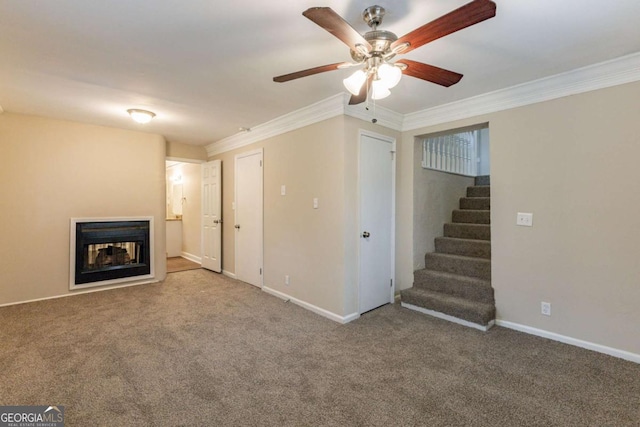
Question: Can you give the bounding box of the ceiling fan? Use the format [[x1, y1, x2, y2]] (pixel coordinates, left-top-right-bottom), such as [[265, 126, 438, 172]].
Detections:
[[273, 0, 497, 105]]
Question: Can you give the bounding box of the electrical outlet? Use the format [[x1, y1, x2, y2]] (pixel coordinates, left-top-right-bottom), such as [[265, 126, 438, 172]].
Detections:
[[285, 275, 290, 286], [281, 185, 286, 196], [517, 212, 533, 227], [313, 198, 318, 209], [541, 301, 551, 316]]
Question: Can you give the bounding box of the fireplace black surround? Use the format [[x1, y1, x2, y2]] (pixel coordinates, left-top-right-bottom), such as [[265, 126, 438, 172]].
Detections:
[[72, 219, 152, 287]]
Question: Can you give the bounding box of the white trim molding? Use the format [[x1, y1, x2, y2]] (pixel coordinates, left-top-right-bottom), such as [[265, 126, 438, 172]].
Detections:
[[0, 279, 159, 308], [345, 101, 404, 131], [401, 302, 495, 332], [181, 251, 202, 264], [206, 94, 403, 157], [402, 51, 640, 131], [222, 270, 236, 279], [263, 286, 359, 324], [496, 320, 640, 364], [166, 157, 205, 164], [206, 52, 640, 157], [206, 95, 344, 157]]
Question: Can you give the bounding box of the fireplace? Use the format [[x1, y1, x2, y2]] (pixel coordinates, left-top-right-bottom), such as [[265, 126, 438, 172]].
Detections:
[[70, 217, 154, 289]]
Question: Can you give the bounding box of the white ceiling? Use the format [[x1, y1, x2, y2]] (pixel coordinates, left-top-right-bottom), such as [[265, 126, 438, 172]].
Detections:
[[1, 0, 639, 146]]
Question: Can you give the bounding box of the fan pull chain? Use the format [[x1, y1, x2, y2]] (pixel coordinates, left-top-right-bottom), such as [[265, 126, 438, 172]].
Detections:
[[363, 81, 378, 124]]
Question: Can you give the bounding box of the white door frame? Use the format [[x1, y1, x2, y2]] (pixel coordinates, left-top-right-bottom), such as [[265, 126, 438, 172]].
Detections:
[[357, 129, 396, 313], [234, 148, 264, 287]]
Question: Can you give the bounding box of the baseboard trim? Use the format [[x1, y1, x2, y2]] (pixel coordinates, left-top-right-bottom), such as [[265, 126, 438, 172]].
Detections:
[[222, 270, 236, 279], [0, 279, 160, 308], [401, 302, 494, 332], [262, 286, 359, 324], [181, 252, 202, 264], [496, 320, 640, 364]]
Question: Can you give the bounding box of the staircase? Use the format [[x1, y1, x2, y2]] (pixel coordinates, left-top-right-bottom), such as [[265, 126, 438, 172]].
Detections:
[[401, 175, 495, 331]]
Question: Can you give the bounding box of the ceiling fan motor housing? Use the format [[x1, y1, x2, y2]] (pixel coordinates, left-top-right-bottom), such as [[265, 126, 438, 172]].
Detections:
[[365, 30, 397, 52], [350, 30, 398, 62]]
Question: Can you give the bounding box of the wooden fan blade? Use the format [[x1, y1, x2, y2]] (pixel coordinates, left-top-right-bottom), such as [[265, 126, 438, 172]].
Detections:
[[303, 7, 372, 52], [349, 75, 373, 105], [397, 60, 463, 87], [273, 62, 346, 83], [391, 0, 496, 54]]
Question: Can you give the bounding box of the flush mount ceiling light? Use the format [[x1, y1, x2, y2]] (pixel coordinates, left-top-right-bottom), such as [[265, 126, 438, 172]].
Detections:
[[127, 109, 156, 124], [273, 1, 497, 105]]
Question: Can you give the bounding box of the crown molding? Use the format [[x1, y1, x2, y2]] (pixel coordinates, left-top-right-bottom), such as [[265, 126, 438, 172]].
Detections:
[[344, 98, 404, 131], [402, 51, 640, 131], [206, 94, 345, 157], [206, 93, 404, 157], [206, 52, 640, 156]]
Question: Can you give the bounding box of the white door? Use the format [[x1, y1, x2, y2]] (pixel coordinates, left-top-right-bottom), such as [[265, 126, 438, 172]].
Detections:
[[201, 160, 222, 272], [359, 133, 395, 313], [235, 149, 263, 287]]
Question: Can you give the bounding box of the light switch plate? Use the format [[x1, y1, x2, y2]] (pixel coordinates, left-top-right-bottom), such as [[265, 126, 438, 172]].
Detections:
[[517, 212, 533, 226], [313, 198, 318, 209], [281, 185, 286, 196]]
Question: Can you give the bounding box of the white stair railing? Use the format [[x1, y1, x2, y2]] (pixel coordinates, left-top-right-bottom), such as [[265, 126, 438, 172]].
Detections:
[[422, 131, 478, 176]]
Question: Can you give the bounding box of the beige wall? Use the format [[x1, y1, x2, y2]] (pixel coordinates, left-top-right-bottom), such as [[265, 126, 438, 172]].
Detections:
[[210, 116, 400, 317], [0, 113, 167, 305], [211, 117, 346, 315], [413, 142, 473, 270], [166, 140, 208, 161], [398, 81, 640, 355]]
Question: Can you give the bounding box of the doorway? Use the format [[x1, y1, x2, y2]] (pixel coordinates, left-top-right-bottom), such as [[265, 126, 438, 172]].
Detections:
[[358, 131, 395, 313], [165, 160, 204, 271], [234, 149, 263, 287]]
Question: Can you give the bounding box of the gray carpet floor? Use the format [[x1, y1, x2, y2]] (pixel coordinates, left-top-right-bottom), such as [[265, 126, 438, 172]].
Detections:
[[1, 269, 638, 426]]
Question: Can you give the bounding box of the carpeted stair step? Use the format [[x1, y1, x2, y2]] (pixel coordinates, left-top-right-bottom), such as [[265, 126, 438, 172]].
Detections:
[[424, 253, 491, 280], [466, 186, 490, 198], [452, 209, 490, 224], [414, 269, 494, 303], [475, 175, 490, 186], [444, 223, 490, 241], [460, 197, 490, 210], [435, 237, 491, 259], [401, 287, 496, 326]]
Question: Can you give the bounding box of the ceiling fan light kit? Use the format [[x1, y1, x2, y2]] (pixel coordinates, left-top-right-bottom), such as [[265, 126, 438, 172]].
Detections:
[[343, 70, 367, 95], [371, 79, 391, 100], [378, 63, 402, 88], [273, 0, 497, 106]]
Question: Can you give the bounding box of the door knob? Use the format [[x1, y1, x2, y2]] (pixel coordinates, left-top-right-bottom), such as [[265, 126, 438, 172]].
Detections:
[[362, 231, 370, 238], [213, 219, 219, 224], [235, 224, 241, 229]]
